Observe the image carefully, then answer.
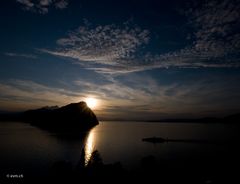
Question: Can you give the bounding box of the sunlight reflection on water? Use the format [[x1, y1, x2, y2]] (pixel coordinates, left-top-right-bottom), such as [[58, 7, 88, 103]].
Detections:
[[84, 131, 95, 166]]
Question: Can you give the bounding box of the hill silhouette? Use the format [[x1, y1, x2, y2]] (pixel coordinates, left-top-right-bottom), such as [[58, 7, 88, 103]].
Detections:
[[23, 101, 99, 132]]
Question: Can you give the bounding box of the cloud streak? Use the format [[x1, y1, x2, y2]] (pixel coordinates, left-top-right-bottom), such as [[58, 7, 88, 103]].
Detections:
[[1, 74, 240, 118], [16, 0, 68, 14], [73, 73, 240, 118], [0, 79, 83, 111], [4, 52, 37, 59]]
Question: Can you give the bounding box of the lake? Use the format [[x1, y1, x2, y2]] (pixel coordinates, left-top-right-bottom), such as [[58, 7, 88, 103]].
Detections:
[[0, 121, 240, 183]]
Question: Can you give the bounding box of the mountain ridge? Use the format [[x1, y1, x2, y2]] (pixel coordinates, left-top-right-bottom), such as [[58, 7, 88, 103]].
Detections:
[[23, 101, 99, 132]]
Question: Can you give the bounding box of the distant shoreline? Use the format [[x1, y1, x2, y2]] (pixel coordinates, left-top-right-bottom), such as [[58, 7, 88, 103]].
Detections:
[[0, 112, 239, 124], [99, 114, 240, 123]]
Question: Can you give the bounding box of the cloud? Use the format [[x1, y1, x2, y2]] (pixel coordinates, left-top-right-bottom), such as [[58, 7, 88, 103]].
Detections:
[[44, 24, 149, 65], [186, 0, 240, 58], [0, 79, 85, 111], [73, 73, 240, 118], [0, 77, 167, 114], [4, 52, 37, 59], [16, 0, 68, 14], [42, 0, 240, 74], [54, 0, 68, 9], [86, 50, 240, 75], [1, 75, 240, 118], [0, 78, 153, 114]]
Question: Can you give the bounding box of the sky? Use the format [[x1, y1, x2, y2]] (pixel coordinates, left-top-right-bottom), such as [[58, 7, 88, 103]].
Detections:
[[0, 0, 240, 120]]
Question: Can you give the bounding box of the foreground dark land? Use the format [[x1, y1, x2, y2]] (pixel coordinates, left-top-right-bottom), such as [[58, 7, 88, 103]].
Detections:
[[48, 149, 240, 184], [2, 146, 239, 184]]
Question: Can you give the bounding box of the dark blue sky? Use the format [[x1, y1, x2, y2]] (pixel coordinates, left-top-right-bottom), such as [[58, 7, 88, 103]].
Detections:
[[0, 0, 240, 119]]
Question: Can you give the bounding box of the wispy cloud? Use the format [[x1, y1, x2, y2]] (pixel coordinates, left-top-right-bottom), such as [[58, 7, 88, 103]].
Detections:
[[187, 0, 240, 57], [73, 73, 240, 118], [86, 50, 240, 75], [16, 0, 68, 14], [42, 0, 240, 74], [4, 52, 37, 59], [44, 24, 149, 65], [0, 79, 84, 111], [1, 75, 240, 118]]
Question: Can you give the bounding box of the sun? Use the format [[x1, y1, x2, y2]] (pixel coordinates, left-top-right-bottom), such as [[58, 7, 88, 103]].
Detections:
[[85, 97, 98, 109]]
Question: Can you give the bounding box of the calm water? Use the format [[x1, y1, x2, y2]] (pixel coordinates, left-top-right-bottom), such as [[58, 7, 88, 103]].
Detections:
[[0, 121, 240, 181]]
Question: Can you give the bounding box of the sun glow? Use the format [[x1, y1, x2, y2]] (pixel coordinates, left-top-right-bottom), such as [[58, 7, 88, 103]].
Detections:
[[85, 97, 98, 109]]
